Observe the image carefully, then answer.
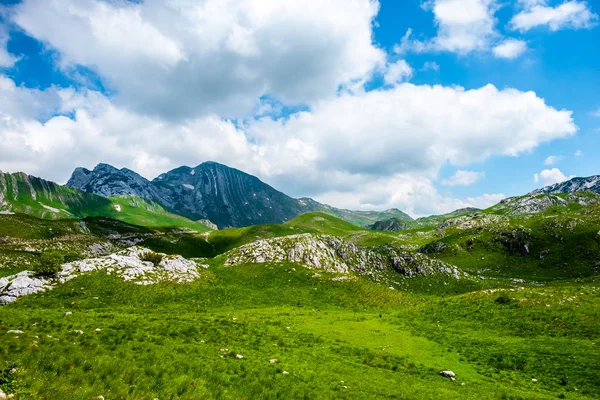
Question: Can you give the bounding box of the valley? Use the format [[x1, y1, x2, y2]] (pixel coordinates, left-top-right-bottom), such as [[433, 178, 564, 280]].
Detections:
[[1, 168, 600, 398]]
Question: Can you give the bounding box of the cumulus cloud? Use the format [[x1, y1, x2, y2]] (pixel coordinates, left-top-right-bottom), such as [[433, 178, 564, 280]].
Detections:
[[592, 107, 600, 117], [0, 26, 17, 68], [396, 0, 502, 56], [383, 60, 413, 85], [493, 39, 528, 59], [0, 72, 578, 214], [442, 170, 485, 186], [533, 168, 575, 186], [575, 150, 583, 156], [511, 1, 598, 32], [544, 155, 563, 165], [425, 0, 499, 54], [397, 0, 531, 60], [10, 0, 385, 119]]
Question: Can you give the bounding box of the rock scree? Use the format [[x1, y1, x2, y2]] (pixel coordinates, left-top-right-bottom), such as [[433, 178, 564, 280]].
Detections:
[[0, 247, 205, 305]]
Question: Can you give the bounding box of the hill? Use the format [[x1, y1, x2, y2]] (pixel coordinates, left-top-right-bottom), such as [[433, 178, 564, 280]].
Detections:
[[370, 207, 479, 232], [0, 171, 211, 232]]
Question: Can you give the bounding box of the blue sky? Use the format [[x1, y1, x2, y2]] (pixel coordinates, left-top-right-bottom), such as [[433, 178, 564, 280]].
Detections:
[[0, 0, 598, 216]]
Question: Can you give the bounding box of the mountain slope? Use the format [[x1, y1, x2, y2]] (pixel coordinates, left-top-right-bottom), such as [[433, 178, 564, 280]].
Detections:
[[370, 207, 479, 232], [531, 175, 600, 195], [67, 162, 413, 229], [0, 171, 211, 231]]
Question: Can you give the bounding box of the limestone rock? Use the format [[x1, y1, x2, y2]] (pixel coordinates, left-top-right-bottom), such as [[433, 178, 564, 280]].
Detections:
[[0, 247, 204, 305], [225, 234, 465, 279], [440, 370, 456, 378]]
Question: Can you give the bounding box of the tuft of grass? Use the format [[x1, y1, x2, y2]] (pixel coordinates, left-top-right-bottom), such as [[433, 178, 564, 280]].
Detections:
[[139, 251, 164, 267]]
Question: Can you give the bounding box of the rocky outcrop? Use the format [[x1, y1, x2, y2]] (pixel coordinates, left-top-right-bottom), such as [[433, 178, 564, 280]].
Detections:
[[0, 247, 205, 305], [437, 214, 508, 230], [370, 218, 413, 232], [491, 192, 600, 216], [224, 234, 465, 279], [532, 175, 600, 195]]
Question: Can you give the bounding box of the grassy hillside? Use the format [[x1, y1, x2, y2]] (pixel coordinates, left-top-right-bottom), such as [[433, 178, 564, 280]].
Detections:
[[311, 203, 413, 227], [1, 262, 598, 399], [1, 194, 600, 398], [0, 171, 210, 232], [371, 207, 480, 232]]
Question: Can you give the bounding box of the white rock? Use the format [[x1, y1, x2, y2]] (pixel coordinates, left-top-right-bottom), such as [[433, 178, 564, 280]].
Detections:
[[236, 354, 244, 359], [74, 330, 84, 334], [65, 312, 73, 316], [440, 370, 456, 378], [282, 371, 289, 375], [269, 359, 278, 364], [1, 247, 203, 305], [7, 330, 24, 334], [0, 389, 7, 400]]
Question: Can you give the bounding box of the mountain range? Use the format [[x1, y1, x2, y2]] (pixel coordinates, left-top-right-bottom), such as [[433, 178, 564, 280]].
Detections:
[[3, 161, 600, 231], [67, 162, 412, 228]]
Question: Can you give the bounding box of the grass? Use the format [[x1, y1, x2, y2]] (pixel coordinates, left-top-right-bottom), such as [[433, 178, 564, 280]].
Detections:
[[1, 197, 600, 398], [1, 263, 598, 399]]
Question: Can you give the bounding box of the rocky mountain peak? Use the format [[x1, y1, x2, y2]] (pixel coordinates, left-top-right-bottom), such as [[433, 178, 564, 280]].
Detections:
[[532, 175, 600, 195]]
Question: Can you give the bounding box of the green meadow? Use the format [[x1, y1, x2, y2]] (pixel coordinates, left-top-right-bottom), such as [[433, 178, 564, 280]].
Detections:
[[1, 198, 600, 399]]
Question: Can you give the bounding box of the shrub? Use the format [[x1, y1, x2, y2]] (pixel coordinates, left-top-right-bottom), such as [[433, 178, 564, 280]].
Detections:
[[140, 251, 164, 267], [32, 251, 64, 276], [495, 294, 513, 305]]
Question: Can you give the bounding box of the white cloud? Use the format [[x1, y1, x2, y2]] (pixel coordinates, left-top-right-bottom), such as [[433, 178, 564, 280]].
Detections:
[[575, 150, 583, 156], [397, 0, 500, 55], [544, 155, 563, 165], [533, 168, 575, 186], [429, 0, 499, 54], [493, 39, 528, 59], [398, 1, 530, 60], [511, 1, 598, 32], [466, 193, 506, 209], [592, 107, 600, 117], [0, 75, 578, 214], [442, 170, 485, 186], [383, 60, 413, 85], [0, 26, 17, 68], [422, 61, 440, 72], [11, 0, 385, 119]]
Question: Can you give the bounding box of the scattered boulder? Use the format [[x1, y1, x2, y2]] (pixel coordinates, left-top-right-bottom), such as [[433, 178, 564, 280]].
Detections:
[[269, 359, 278, 364], [440, 370, 456, 379], [7, 330, 24, 334]]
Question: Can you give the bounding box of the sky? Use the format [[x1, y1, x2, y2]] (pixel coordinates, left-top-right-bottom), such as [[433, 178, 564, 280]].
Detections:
[[0, 0, 599, 217]]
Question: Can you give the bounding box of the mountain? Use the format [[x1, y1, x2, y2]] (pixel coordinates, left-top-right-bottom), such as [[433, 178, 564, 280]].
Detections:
[[531, 175, 600, 195], [370, 218, 414, 232], [310, 202, 413, 227], [67, 162, 413, 229], [370, 207, 479, 232], [0, 170, 211, 231], [488, 191, 600, 216], [69, 162, 313, 228]]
